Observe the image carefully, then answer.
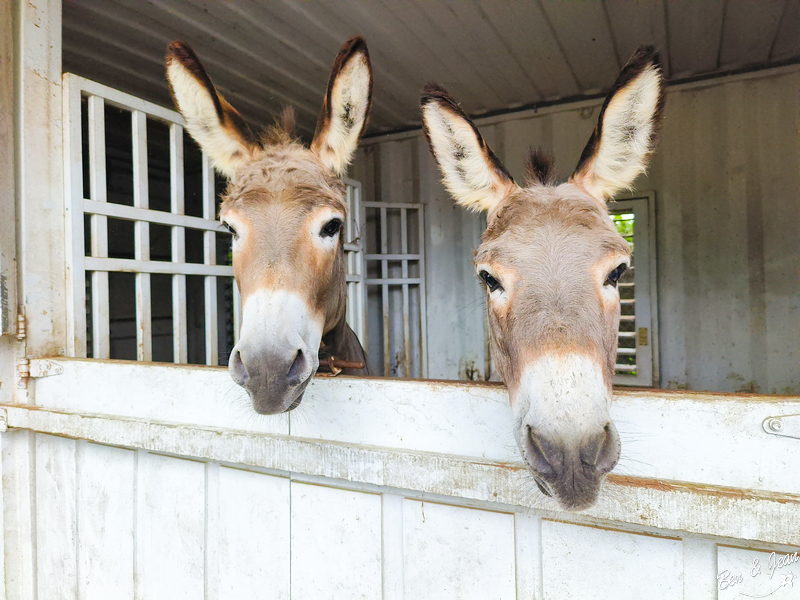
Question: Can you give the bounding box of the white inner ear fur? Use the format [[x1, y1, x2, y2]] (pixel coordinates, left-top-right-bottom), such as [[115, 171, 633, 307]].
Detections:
[[422, 103, 516, 213], [312, 53, 371, 176], [574, 66, 661, 202], [167, 61, 252, 180]]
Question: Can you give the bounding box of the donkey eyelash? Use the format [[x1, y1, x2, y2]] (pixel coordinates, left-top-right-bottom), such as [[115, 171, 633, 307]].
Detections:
[[604, 263, 628, 288], [320, 218, 343, 238], [479, 270, 503, 293], [221, 222, 238, 238]]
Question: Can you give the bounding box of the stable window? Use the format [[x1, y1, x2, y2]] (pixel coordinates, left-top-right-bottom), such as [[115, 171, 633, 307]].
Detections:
[[64, 75, 364, 366], [610, 194, 659, 387]]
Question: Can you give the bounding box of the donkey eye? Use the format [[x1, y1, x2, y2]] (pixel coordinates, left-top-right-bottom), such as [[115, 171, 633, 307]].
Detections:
[[320, 218, 343, 238], [479, 270, 503, 293], [604, 263, 628, 287], [222, 222, 238, 238]]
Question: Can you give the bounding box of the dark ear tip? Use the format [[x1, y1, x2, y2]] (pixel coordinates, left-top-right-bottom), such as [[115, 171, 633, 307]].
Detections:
[[420, 83, 455, 108], [630, 45, 662, 72], [339, 36, 371, 66], [166, 40, 197, 65]]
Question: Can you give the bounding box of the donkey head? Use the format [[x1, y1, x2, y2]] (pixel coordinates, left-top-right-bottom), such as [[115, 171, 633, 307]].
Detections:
[[166, 38, 372, 414], [422, 48, 664, 510]]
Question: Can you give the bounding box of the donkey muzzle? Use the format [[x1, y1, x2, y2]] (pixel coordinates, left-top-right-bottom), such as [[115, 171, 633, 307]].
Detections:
[[229, 342, 317, 414]]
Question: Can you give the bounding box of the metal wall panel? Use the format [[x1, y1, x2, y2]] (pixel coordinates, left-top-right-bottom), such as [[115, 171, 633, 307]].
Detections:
[[354, 68, 800, 393]]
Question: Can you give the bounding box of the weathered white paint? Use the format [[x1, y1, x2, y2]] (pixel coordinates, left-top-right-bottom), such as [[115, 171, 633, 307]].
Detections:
[[402, 499, 516, 599], [353, 67, 800, 393], [541, 520, 684, 599], [290, 482, 382, 599]]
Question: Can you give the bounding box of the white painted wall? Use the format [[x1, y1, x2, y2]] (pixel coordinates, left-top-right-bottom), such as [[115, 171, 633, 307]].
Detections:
[[353, 67, 800, 394]]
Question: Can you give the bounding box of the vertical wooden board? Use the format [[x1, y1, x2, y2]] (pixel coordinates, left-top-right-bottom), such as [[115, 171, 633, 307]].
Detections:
[[77, 442, 135, 600], [682, 538, 718, 600], [514, 512, 544, 600], [717, 545, 800, 600], [136, 452, 205, 600], [35, 434, 78, 600], [215, 467, 290, 599], [402, 500, 516, 600], [541, 521, 682, 600], [290, 482, 382, 599]]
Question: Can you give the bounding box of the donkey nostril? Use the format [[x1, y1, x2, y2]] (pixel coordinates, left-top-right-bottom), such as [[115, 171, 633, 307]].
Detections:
[[229, 349, 248, 386], [595, 422, 621, 475], [525, 426, 557, 476], [287, 349, 306, 385]]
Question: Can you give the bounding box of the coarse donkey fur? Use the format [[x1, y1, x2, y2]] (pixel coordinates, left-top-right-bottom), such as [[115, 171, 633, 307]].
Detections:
[[421, 46, 665, 510], [166, 36, 372, 415]]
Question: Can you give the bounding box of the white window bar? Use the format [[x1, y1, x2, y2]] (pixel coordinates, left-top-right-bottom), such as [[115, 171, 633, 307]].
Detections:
[[62, 74, 236, 366], [343, 179, 366, 344], [132, 110, 152, 361], [170, 124, 188, 364], [363, 201, 427, 378], [63, 74, 365, 367]]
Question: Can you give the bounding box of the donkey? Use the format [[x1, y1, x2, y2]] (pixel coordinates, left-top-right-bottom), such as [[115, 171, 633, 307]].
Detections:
[[166, 37, 372, 414], [421, 47, 665, 510]]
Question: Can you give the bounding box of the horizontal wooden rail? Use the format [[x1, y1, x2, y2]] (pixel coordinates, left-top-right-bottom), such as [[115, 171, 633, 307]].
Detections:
[[1, 402, 798, 546], [83, 199, 225, 232]]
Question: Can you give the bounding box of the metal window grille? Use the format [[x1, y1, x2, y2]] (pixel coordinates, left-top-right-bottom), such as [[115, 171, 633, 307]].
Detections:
[[64, 75, 364, 366], [362, 202, 427, 378]]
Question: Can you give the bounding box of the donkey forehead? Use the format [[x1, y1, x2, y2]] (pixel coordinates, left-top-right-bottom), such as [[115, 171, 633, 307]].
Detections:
[[221, 144, 346, 215], [479, 184, 629, 264]]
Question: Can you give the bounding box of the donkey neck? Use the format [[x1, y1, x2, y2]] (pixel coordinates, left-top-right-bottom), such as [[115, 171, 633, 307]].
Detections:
[[321, 310, 371, 375]]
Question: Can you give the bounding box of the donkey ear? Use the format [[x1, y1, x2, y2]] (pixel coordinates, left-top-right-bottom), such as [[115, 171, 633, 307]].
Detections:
[[571, 46, 665, 202], [421, 85, 516, 213], [311, 37, 373, 177], [166, 41, 257, 180]]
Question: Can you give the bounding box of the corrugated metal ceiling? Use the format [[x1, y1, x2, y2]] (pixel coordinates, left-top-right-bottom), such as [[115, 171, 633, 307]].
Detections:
[[62, 0, 800, 138]]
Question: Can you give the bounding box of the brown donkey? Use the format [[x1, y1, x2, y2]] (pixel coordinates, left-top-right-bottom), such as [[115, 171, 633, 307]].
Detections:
[[166, 37, 372, 414], [422, 47, 665, 510]]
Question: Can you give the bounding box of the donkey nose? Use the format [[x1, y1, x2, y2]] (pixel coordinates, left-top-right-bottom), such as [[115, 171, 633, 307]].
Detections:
[[286, 349, 307, 386], [229, 348, 249, 386], [523, 426, 560, 477], [579, 422, 621, 475]]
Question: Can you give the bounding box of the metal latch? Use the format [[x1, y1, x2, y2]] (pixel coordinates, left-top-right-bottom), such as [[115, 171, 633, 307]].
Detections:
[[763, 414, 800, 440], [28, 359, 64, 378]]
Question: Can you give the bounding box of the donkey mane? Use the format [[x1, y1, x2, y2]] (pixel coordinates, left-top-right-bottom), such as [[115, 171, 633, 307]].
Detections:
[[523, 148, 557, 186]]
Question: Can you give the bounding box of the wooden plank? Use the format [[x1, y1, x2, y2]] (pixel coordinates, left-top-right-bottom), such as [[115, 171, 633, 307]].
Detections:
[[290, 482, 382, 598], [216, 467, 290, 599], [62, 75, 86, 356], [681, 538, 718, 599], [35, 434, 78, 599], [514, 512, 543, 600], [541, 520, 683, 600], [77, 442, 135, 599], [132, 110, 152, 362], [7, 400, 800, 546], [88, 95, 110, 359], [135, 452, 204, 599], [402, 499, 516, 599], [381, 494, 404, 600], [29, 357, 800, 495]]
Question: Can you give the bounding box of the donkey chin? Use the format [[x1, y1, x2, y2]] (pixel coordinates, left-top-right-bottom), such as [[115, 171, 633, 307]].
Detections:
[[513, 353, 621, 511], [228, 290, 323, 414]]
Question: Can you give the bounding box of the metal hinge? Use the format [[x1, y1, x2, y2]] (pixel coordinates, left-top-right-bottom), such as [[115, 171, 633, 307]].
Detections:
[[28, 359, 64, 378], [763, 414, 800, 440], [16, 306, 26, 341]]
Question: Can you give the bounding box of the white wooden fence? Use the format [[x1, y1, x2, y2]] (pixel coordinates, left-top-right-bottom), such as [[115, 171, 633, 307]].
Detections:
[[2, 358, 799, 599]]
